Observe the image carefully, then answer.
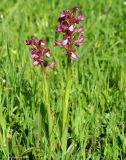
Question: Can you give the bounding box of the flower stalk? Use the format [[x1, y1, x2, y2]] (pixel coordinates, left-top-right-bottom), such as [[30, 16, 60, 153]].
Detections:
[[62, 57, 72, 153], [43, 74, 53, 150]]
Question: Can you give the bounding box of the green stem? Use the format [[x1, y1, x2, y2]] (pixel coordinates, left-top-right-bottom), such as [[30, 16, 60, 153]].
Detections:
[[43, 75, 52, 152], [62, 58, 72, 154]]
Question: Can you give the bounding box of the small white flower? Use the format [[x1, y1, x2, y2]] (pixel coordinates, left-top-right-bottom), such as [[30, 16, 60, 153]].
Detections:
[[2, 79, 6, 84], [0, 15, 3, 19]]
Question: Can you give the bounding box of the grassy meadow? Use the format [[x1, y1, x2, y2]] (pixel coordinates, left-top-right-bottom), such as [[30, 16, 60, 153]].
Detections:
[[0, 0, 126, 159]]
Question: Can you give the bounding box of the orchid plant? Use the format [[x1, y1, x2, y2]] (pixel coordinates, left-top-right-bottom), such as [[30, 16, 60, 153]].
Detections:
[[26, 6, 84, 156], [26, 36, 55, 152], [55, 6, 84, 154]]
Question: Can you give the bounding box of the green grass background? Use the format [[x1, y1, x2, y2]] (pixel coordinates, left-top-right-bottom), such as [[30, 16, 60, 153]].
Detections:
[[0, 0, 126, 159]]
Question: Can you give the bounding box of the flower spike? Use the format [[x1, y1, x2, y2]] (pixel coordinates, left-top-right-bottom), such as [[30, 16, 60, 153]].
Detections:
[[26, 36, 55, 72], [55, 6, 84, 60]]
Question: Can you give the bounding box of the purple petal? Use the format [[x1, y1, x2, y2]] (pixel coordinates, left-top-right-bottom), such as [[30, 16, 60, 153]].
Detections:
[[60, 21, 69, 32], [39, 48, 44, 55], [26, 36, 35, 45], [62, 21, 68, 26], [61, 39, 68, 46], [75, 35, 84, 43], [78, 36, 84, 43], [33, 61, 39, 66], [59, 12, 66, 18], [31, 54, 39, 59], [63, 10, 69, 15], [30, 48, 38, 54], [58, 12, 66, 21], [45, 52, 51, 57], [69, 25, 75, 32], [76, 15, 84, 22], [55, 39, 68, 46], [76, 27, 84, 34], [72, 6, 79, 13], [56, 25, 63, 32], [49, 61, 56, 68], [55, 40, 62, 46], [38, 39, 45, 46], [70, 52, 77, 59], [37, 57, 43, 62], [33, 58, 43, 65]]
